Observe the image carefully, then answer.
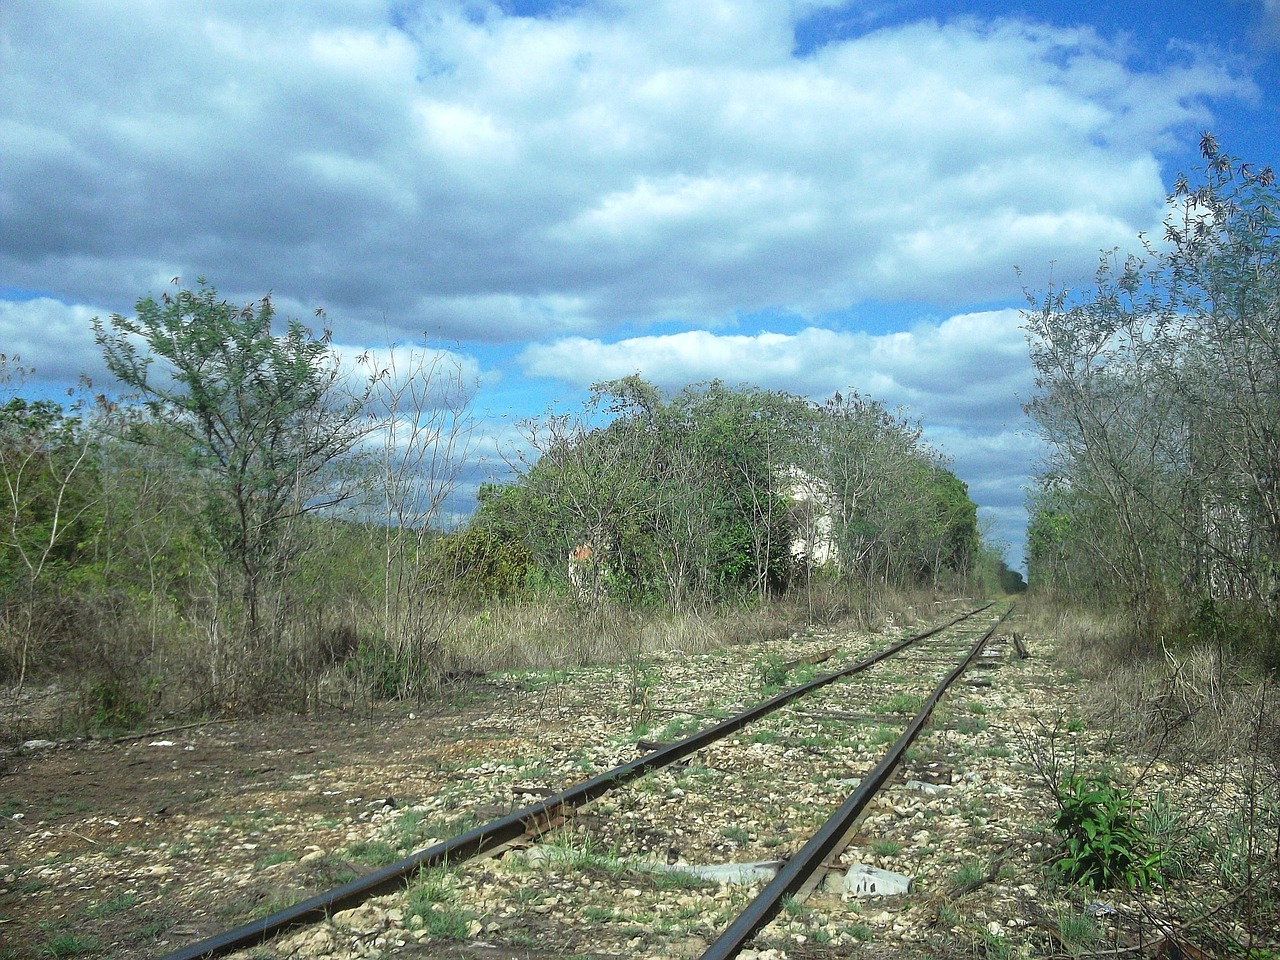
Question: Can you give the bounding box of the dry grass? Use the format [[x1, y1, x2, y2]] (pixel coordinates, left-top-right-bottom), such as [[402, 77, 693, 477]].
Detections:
[[1020, 596, 1280, 957], [433, 581, 950, 677]]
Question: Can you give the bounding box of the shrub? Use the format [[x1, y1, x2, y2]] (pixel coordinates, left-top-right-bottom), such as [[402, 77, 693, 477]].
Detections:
[[1051, 774, 1162, 891]]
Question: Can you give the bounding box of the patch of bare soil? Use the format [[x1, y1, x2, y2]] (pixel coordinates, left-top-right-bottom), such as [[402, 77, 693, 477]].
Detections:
[[0, 685, 530, 959]]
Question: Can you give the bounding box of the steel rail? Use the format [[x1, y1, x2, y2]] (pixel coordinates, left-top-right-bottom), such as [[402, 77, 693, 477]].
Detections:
[[159, 602, 993, 960], [697, 604, 1015, 960]]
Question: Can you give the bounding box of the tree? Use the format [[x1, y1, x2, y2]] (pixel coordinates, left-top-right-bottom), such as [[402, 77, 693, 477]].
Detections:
[[94, 280, 375, 643], [0, 358, 100, 686], [1024, 135, 1279, 648], [478, 376, 980, 609]]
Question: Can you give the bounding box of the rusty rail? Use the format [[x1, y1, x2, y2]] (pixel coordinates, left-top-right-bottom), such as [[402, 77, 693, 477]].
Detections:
[[697, 605, 1015, 960]]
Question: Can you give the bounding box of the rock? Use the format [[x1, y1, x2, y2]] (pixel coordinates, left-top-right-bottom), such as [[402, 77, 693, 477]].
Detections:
[[332, 904, 387, 934], [20, 739, 56, 752]]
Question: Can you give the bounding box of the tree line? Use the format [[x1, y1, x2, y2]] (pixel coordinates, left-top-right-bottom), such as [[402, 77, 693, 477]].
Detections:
[[1024, 135, 1278, 667], [441, 374, 984, 608], [2, 279, 999, 728]]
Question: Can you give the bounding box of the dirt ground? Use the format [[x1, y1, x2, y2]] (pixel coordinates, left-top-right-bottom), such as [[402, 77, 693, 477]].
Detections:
[[0, 684, 527, 959]]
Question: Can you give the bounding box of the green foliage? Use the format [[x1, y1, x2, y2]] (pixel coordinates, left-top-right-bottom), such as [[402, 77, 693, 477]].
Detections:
[[0, 396, 101, 593], [86, 676, 156, 733], [1051, 775, 1162, 891], [94, 279, 373, 636], [474, 377, 978, 611], [424, 522, 533, 601], [756, 653, 790, 691]]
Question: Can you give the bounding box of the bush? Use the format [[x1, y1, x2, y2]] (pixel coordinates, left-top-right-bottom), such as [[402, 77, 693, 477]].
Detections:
[[1051, 774, 1163, 891]]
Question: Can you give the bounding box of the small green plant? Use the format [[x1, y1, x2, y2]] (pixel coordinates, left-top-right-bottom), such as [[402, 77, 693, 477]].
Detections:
[[882, 691, 924, 714], [948, 859, 986, 890], [87, 677, 153, 732], [254, 850, 295, 870], [345, 839, 398, 866], [83, 892, 139, 918], [38, 932, 101, 959], [1056, 909, 1102, 951], [1050, 775, 1162, 891], [757, 654, 789, 692], [870, 838, 902, 856]]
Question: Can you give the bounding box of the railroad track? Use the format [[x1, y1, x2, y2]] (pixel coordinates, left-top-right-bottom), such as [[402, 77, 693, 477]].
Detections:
[[161, 603, 1014, 960]]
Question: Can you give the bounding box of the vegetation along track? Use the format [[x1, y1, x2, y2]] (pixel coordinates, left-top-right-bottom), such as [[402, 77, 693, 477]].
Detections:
[[161, 603, 1013, 960]]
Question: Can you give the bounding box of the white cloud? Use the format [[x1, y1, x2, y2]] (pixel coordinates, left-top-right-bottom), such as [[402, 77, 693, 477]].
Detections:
[[0, 2, 1252, 339], [518, 309, 1032, 429], [0, 297, 108, 385]]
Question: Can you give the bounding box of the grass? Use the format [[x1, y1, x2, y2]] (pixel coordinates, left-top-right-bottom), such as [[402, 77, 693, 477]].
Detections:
[[1057, 910, 1102, 952], [882, 691, 925, 714], [948, 860, 986, 890], [345, 838, 399, 866], [254, 849, 295, 870], [82, 892, 139, 918], [870, 838, 902, 856], [300, 852, 358, 887], [37, 931, 101, 959], [404, 867, 474, 940], [645, 869, 714, 891]]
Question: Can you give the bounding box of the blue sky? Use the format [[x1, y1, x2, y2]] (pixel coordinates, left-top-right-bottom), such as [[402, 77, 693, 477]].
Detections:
[[2, 1, 1277, 569]]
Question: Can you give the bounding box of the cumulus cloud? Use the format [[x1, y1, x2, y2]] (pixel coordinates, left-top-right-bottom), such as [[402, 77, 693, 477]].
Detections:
[[0, 297, 109, 385], [0, 2, 1251, 339], [3, 1, 1265, 569], [518, 309, 1032, 428]]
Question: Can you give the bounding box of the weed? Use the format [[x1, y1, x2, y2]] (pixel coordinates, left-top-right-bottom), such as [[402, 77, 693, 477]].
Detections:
[[1051, 775, 1162, 891], [421, 906, 472, 940], [722, 824, 751, 843], [405, 875, 473, 938], [345, 839, 399, 866], [83, 892, 139, 918], [781, 895, 807, 917], [38, 933, 101, 959], [948, 860, 986, 890], [301, 852, 358, 887], [979, 929, 1015, 960], [249, 892, 297, 919], [254, 850, 295, 870], [1056, 910, 1102, 951], [757, 654, 789, 692], [871, 725, 897, 745], [646, 869, 712, 891], [870, 839, 902, 856], [882, 691, 924, 714]]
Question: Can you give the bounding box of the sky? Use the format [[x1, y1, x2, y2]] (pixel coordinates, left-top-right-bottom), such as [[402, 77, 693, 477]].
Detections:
[[2, 1, 1278, 571]]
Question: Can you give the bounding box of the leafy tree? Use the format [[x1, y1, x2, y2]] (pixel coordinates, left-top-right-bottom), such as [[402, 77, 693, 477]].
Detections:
[[93, 280, 375, 642], [481, 376, 979, 609]]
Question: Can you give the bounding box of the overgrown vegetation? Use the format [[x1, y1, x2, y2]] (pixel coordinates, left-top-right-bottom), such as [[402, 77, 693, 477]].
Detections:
[[1023, 138, 1280, 947], [1025, 135, 1279, 666], [1049, 774, 1162, 891], [1, 282, 1003, 737]]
